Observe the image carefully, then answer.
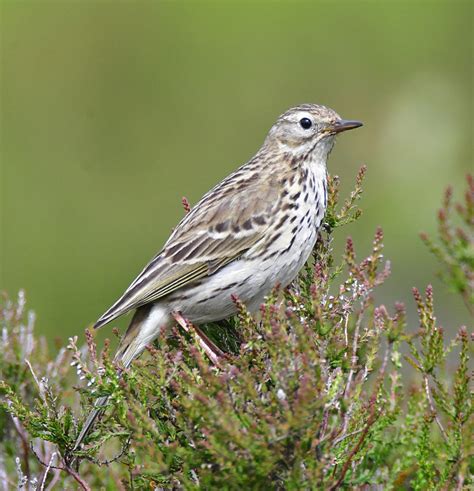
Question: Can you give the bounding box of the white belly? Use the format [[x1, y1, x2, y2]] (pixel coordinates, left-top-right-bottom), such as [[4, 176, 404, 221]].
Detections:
[[255, 181, 325, 294], [171, 166, 327, 324]]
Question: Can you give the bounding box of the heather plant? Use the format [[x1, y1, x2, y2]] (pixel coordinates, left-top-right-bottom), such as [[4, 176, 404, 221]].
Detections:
[[420, 175, 474, 315], [0, 171, 472, 490]]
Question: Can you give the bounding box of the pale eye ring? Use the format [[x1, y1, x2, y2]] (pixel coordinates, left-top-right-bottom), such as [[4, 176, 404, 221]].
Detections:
[[299, 117, 312, 130]]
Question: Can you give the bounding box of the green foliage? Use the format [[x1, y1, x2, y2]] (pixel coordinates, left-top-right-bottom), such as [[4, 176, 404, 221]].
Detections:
[[1, 172, 472, 490], [420, 175, 474, 315]]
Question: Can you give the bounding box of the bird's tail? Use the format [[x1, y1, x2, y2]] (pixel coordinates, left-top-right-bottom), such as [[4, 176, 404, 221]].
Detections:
[[72, 395, 109, 452], [72, 304, 169, 453]]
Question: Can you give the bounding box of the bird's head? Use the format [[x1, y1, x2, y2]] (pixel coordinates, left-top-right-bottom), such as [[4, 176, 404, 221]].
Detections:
[[265, 103, 363, 161]]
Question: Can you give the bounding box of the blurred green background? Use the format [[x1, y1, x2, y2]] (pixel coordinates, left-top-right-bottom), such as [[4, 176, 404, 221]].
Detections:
[[1, 0, 472, 344]]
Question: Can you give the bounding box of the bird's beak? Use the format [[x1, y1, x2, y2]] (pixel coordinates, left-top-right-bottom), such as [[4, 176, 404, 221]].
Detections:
[[330, 119, 363, 134]]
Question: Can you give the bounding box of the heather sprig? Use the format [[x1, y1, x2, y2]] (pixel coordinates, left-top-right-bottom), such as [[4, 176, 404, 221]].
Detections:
[[420, 174, 474, 314], [0, 171, 472, 490]]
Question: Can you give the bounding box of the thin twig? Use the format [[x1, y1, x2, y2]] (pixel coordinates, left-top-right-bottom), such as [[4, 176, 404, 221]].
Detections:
[[330, 343, 391, 490], [64, 466, 91, 491], [318, 406, 330, 444], [329, 402, 378, 490], [25, 360, 43, 398], [10, 414, 30, 478], [0, 453, 10, 491], [344, 295, 368, 397], [318, 369, 341, 444], [30, 443, 63, 472], [40, 452, 56, 491], [343, 313, 349, 348], [333, 427, 365, 446], [31, 443, 88, 490], [25, 359, 51, 417], [424, 375, 449, 443], [45, 468, 61, 491], [30, 444, 91, 490], [83, 437, 131, 466], [339, 295, 368, 439]]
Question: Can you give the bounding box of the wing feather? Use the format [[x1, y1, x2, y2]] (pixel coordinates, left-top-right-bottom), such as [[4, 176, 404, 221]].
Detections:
[[94, 164, 280, 329]]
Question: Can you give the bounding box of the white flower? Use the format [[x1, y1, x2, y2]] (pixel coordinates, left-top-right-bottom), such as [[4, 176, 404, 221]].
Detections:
[[277, 389, 287, 401]]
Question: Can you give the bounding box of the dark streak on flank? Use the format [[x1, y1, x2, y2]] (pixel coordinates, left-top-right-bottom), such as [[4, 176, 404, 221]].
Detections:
[[276, 214, 289, 227], [281, 235, 296, 255], [242, 219, 253, 230], [270, 231, 282, 243], [291, 191, 301, 200], [215, 221, 229, 233]]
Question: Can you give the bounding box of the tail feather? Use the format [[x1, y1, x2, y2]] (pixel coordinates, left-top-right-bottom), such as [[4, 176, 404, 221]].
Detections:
[[72, 395, 109, 452], [72, 304, 169, 454]]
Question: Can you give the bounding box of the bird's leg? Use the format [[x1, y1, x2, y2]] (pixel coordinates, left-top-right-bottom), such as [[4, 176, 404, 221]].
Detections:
[[172, 312, 224, 366]]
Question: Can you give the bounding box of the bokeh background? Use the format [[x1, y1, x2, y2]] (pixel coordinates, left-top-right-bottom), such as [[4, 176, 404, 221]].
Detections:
[[1, 0, 472, 345]]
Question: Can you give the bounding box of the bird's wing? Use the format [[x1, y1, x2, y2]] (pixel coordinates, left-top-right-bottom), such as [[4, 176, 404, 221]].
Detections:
[[94, 168, 280, 329]]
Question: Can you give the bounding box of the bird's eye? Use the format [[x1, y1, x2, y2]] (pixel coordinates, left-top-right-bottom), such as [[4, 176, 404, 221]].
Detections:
[[299, 117, 312, 130]]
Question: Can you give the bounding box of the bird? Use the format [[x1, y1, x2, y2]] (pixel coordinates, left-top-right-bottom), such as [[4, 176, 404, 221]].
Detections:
[[73, 103, 362, 452]]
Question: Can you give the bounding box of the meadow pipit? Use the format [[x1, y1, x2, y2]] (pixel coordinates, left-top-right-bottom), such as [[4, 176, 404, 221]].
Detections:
[[74, 103, 362, 450]]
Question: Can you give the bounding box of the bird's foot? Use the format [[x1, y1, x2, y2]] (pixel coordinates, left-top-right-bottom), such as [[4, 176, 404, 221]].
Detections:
[[172, 312, 224, 366]]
